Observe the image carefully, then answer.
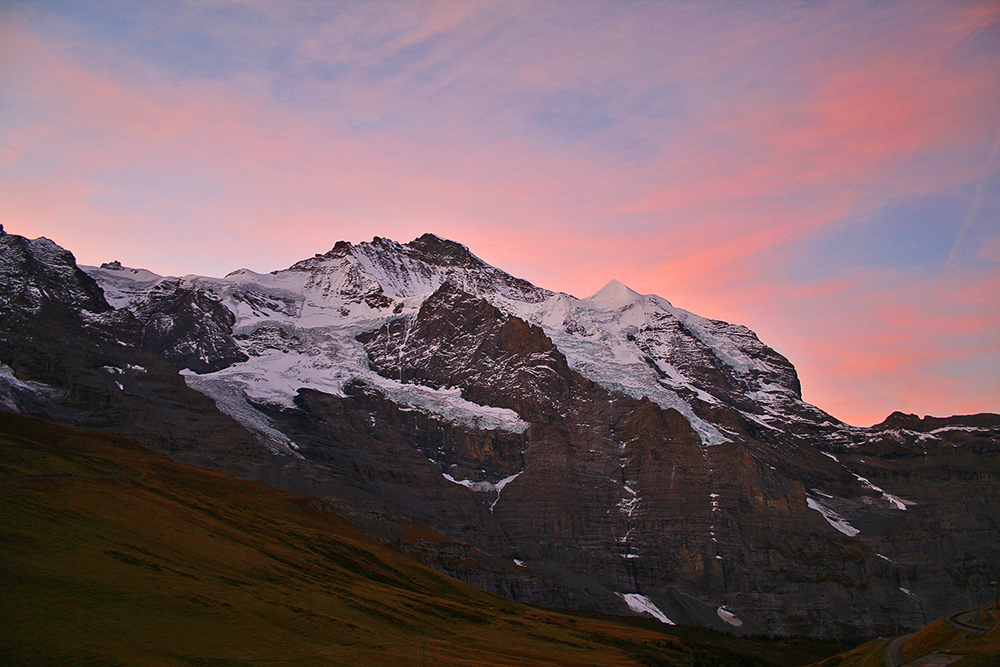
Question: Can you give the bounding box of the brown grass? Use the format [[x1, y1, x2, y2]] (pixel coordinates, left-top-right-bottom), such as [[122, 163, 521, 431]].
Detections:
[[808, 609, 1000, 667], [950, 610, 1000, 667], [900, 617, 966, 661], [808, 638, 889, 667]]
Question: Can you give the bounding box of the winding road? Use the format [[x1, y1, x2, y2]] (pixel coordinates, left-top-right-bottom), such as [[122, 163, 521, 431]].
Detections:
[[883, 607, 993, 667]]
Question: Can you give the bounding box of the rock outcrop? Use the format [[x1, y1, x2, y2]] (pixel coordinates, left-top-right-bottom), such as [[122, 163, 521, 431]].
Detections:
[[0, 232, 268, 475]]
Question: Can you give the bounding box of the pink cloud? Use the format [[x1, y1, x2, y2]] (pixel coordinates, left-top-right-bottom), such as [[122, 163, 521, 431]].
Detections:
[[1, 1, 997, 425], [714, 264, 1000, 426]]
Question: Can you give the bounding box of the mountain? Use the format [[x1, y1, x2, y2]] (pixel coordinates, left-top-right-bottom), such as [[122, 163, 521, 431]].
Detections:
[[1, 227, 997, 639]]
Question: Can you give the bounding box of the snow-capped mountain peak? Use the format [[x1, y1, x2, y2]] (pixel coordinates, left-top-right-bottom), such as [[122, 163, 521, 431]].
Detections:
[[585, 278, 645, 310], [79, 234, 828, 448]]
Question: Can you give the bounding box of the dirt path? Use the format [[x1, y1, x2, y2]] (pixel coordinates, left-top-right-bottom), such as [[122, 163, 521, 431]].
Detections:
[[884, 633, 911, 667]]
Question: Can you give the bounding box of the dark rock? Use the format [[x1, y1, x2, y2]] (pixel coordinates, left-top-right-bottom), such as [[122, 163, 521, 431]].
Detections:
[[0, 232, 268, 476], [132, 281, 248, 373]]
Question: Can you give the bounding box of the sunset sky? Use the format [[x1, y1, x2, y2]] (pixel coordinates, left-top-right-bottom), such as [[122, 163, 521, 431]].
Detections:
[[1, 1, 998, 426]]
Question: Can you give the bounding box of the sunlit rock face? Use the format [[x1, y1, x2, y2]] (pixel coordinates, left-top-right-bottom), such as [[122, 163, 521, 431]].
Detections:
[[2, 227, 998, 638]]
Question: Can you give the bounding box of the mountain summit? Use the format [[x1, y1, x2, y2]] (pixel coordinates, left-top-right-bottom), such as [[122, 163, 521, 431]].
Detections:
[[1, 230, 997, 638], [586, 278, 645, 309]]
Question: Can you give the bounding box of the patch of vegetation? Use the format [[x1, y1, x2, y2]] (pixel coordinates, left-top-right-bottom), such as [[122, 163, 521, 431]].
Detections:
[[568, 611, 857, 666], [806, 609, 1000, 667], [901, 617, 965, 661], [803, 638, 888, 667]]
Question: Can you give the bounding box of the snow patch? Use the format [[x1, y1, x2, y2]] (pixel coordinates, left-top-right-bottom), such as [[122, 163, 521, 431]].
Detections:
[[930, 425, 991, 435], [442, 470, 522, 512], [0, 363, 62, 412], [717, 606, 743, 627], [617, 593, 674, 625], [850, 472, 912, 510], [822, 450, 913, 510], [180, 371, 302, 457], [618, 494, 640, 518], [806, 495, 860, 537], [442, 471, 521, 494]]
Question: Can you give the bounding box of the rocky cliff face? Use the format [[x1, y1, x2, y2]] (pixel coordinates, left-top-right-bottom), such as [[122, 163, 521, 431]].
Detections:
[[354, 281, 997, 636], [0, 231, 269, 475], [1, 227, 997, 639]]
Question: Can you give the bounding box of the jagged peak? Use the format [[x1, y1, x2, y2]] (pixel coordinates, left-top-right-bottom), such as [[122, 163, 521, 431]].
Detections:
[[0, 231, 112, 314], [410, 232, 460, 246], [223, 268, 259, 279], [329, 240, 352, 255], [266, 233, 549, 304], [401, 233, 477, 264], [1, 232, 77, 271], [287, 233, 481, 271]]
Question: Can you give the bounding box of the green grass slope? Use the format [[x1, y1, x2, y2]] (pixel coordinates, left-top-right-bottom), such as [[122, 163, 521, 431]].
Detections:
[[0, 411, 850, 667]]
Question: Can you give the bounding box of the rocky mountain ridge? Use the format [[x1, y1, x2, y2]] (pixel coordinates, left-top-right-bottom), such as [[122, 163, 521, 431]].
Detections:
[[1, 227, 997, 638]]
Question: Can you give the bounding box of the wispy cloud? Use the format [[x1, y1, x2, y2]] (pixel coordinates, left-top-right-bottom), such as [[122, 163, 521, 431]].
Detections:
[[0, 0, 997, 424]]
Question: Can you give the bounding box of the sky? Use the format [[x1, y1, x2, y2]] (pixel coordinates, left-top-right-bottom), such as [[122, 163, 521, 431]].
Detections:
[[1, 0, 998, 426]]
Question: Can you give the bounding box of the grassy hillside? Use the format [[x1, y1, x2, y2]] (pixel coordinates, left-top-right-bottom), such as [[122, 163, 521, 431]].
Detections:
[[808, 608, 999, 667], [0, 411, 850, 666]]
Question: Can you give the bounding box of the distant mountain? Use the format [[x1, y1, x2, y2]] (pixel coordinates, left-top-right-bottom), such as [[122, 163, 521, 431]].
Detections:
[[1, 227, 997, 638]]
